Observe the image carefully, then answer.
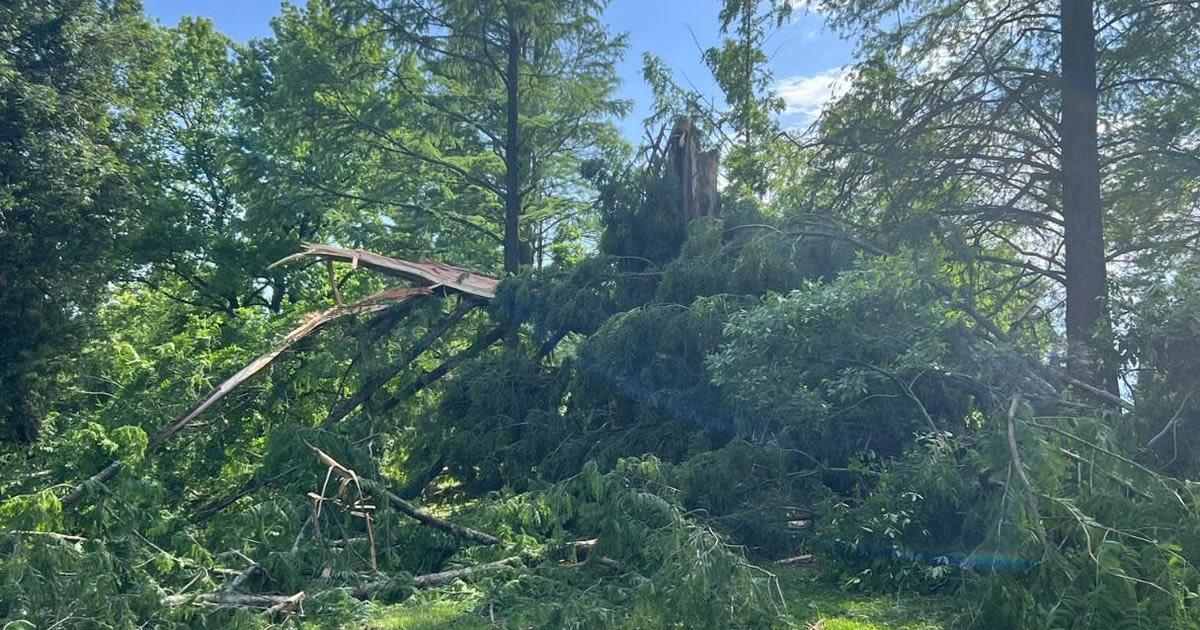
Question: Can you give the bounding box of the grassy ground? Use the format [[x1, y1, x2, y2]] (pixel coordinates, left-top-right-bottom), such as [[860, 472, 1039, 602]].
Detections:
[[365, 567, 956, 629], [776, 569, 955, 630]]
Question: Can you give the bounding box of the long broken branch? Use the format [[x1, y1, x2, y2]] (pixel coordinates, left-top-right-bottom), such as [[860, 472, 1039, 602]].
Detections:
[[164, 591, 304, 613], [350, 557, 520, 599], [272, 244, 500, 300]]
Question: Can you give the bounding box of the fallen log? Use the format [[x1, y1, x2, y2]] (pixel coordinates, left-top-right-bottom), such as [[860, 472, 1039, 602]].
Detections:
[[272, 244, 500, 300], [350, 557, 521, 599], [62, 287, 429, 507], [164, 591, 304, 611]]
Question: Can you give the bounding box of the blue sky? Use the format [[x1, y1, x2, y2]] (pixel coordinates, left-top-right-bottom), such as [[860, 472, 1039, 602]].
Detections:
[[143, 0, 856, 139]]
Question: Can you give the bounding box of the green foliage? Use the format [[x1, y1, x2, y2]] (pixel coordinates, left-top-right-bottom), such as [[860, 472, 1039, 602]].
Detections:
[[815, 436, 986, 591], [710, 250, 986, 457], [0, 0, 152, 443], [468, 458, 786, 628], [667, 440, 832, 556], [493, 255, 653, 339], [1, 534, 167, 628], [597, 161, 692, 266], [655, 219, 731, 303]]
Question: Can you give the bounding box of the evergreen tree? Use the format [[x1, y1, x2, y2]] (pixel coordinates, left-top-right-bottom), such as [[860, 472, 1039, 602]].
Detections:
[[705, 0, 787, 195], [338, 0, 629, 274]]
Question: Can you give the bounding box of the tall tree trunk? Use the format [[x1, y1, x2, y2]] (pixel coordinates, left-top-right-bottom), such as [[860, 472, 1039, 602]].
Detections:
[[502, 11, 522, 348], [503, 17, 521, 277], [1060, 0, 1115, 394]]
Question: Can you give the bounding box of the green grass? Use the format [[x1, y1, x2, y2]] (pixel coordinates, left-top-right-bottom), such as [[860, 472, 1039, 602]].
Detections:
[[365, 567, 956, 629], [775, 568, 955, 629], [366, 594, 490, 630]]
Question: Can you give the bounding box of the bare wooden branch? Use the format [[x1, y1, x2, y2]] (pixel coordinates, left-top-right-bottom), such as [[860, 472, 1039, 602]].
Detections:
[[1146, 392, 1192, 451], [164, 592, 304, 610], [375, 484, 500, 546], [272, 244, 500, 300], [412, 557, 519, 587], [7, 530, 87, 542], [350, 557, 521, 599]]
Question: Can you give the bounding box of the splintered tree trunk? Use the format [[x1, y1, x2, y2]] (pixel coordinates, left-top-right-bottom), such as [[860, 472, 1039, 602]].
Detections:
[[1060, 0, 1115, 394]]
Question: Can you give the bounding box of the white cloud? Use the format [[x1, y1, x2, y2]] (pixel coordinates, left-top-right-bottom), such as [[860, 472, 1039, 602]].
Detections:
[[774, 66, 852, 126]]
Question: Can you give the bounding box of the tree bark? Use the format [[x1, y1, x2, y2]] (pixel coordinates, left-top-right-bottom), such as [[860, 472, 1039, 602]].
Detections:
[[1060, 0, 1115, 394], [503, 14, 522, 278]]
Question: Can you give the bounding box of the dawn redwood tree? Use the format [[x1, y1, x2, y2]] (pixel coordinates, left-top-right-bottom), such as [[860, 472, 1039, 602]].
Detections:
[[334, 0, 628, 275], [785, 0, 1200, 393], [1060, 0, 1108, 392], [704, 0, 787, 196]]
